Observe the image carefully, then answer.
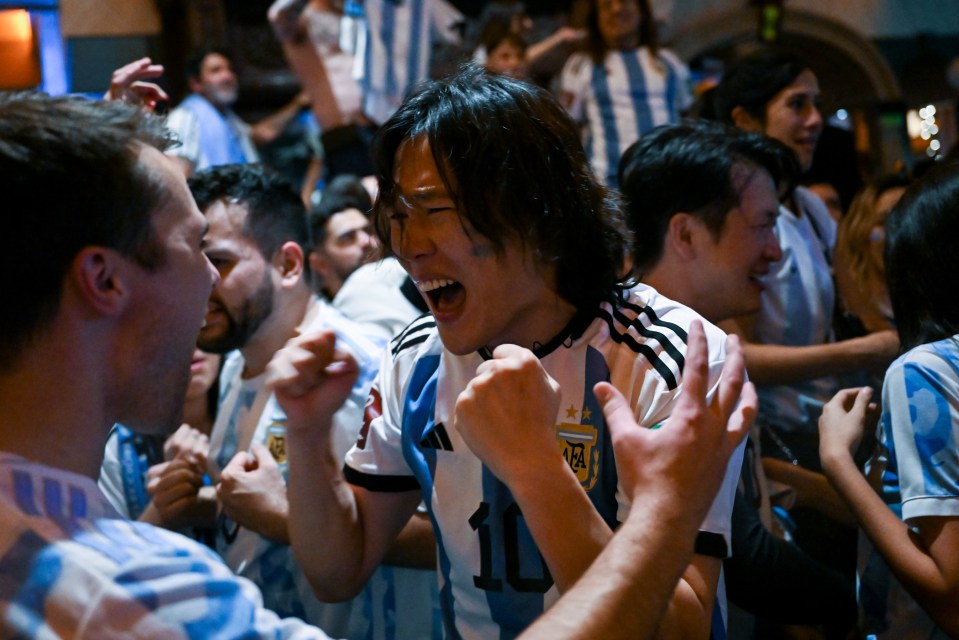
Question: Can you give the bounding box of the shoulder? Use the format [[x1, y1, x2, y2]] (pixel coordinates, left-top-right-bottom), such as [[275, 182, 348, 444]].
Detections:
[[389, 313, 439, 360], [795, 186, 838, 240], [886, 338, 959, 390], [656, 47, 687, 68], [311, 299, 387, 350], [561, 51, 592, 79], [600, 285, 726, 390]]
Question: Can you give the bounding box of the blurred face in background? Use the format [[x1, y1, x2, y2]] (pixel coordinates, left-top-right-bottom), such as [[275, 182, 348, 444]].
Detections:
[[761, 70, 823, 172], [191, 53, 239, 109], [486, 38, 527, 78], [597, 0, 641, 49]]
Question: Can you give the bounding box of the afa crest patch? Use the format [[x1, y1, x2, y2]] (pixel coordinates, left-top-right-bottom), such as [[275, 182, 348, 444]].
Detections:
[[266, 422, 287, 470], [555, 422, 600, 491]]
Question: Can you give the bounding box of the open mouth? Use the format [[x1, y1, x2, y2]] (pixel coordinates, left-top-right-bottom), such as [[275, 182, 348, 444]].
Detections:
[[417, 278, 465, 314]]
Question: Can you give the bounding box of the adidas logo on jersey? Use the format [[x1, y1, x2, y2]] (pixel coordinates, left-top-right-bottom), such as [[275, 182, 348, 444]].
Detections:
[[420, 422, 454, 451]]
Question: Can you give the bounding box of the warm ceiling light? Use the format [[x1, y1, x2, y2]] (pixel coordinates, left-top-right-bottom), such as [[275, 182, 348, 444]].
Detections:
[[0, 10, 32, 44]]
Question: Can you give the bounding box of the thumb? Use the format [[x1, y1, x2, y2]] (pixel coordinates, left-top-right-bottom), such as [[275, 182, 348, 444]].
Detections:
[[594, 381, 636, 442], [852, 386, 874, 417], [251, 443, 279, 469]]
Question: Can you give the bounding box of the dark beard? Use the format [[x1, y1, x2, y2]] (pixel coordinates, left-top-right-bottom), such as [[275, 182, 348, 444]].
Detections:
[[197, 271, 274, 354]]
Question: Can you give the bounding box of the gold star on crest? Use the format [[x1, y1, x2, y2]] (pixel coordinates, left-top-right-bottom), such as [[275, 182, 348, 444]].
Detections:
[[581, 408, 591, 421], [566, 405, 578, 419]]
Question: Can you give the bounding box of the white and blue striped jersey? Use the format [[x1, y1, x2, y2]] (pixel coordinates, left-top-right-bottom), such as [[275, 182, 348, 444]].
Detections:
[[559, 47, 692, 187], [0, 452, 332, 639], [345, 285, 743, 639], [857, 336, 959, 639], [208, 298, 387, 637], [359, 0, 462, 125], [752, 188, 839, 439]]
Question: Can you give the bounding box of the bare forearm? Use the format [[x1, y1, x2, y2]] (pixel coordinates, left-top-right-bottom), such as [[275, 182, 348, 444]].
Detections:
[[719, 320, 897, 386], [763, 457, 855, 525], [822, 452, 958, 630], [250, 97, 305, 147], [287, 428, 369, 600], [507, 458, 613, 593], [520, 496, 698, 640]]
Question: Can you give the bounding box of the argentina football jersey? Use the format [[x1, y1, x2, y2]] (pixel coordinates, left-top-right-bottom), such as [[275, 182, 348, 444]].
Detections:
[[346, 285, 743, 638]]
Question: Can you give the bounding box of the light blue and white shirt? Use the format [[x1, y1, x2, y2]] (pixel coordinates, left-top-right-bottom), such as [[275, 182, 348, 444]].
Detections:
[[858, 336, 959, 639], [345, 285, 743, 639], [0, 452, 331, 639], [166, 95, 259, 171], [208, 298, 386, 637], [752, 188, 839, 440], [560, 47, 692, 187], [359, 0, 462, 125]]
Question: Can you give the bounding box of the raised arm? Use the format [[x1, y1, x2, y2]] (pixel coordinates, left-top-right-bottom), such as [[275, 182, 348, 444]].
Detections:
[[820, 386, 959, 636], [271, 330, 421, 601], [268, 0, 346, 131], [519, 323, 754, 640], [456, 322, 748, 637]]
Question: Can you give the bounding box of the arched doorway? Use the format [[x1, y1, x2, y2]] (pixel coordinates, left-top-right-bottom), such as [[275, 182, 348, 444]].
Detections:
[[671, 7, 906, 181]]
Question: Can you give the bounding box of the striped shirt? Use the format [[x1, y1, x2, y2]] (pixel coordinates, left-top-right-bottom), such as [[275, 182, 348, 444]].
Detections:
[[560, 47, 692, 187], [360, 0, 462, 125], [0, 452, 331, 639], [207, 298, 386, 636], [346, 284, 743, 638]]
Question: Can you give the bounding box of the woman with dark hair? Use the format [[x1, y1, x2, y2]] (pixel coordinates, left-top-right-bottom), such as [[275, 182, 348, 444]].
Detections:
[[559, 0, 691, 187], [711, 50, 901, 637], [820, 162, 959, 639], [712, 48, 898, 480]]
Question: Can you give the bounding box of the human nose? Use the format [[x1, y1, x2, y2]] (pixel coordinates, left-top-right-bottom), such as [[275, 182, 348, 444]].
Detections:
[[205, 254, 220, 290], [764, 229, 783, 263], [358, 229, 375, 251], [392, 215, 434, 261], [807, 103, 823, 132]]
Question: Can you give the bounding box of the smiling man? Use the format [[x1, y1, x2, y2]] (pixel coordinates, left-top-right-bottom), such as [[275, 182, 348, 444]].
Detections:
[[619, 121, 794, 324], [278, 67, 745, 639]]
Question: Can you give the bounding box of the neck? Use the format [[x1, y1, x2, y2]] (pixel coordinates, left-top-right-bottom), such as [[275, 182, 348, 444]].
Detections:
[[0, 333, 112, 480], [644, 265, 719, 325], [241, 288, 313, 377]]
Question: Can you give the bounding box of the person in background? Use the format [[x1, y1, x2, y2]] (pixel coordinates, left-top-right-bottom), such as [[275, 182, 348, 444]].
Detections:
[[804, 180, 844, 223], [166, 45, 308, 177], [559, 0, 692, 187], [307, 174, 377, 301], [712, 48, 899, 585], [471, 1, 584, 80], [820, 161, 959, 639], [619, 121, 857, 638], [98, 349, 221, 538], [834, 174, 911, 337]]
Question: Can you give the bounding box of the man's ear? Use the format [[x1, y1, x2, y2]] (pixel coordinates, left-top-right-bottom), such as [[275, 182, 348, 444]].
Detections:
[[69, 247, 133, 317], [275, 241, 305, 286], [187, 76, 203, 95], [665, 213, 700, 261], [731, 105, 763, 133]]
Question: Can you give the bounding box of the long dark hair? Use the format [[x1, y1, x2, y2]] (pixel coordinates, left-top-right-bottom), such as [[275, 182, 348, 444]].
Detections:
[[885, 162, 959, 349], [585, 0, 657, 65], [712, 48, 809, 126], [372, 65, 630, 311]]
